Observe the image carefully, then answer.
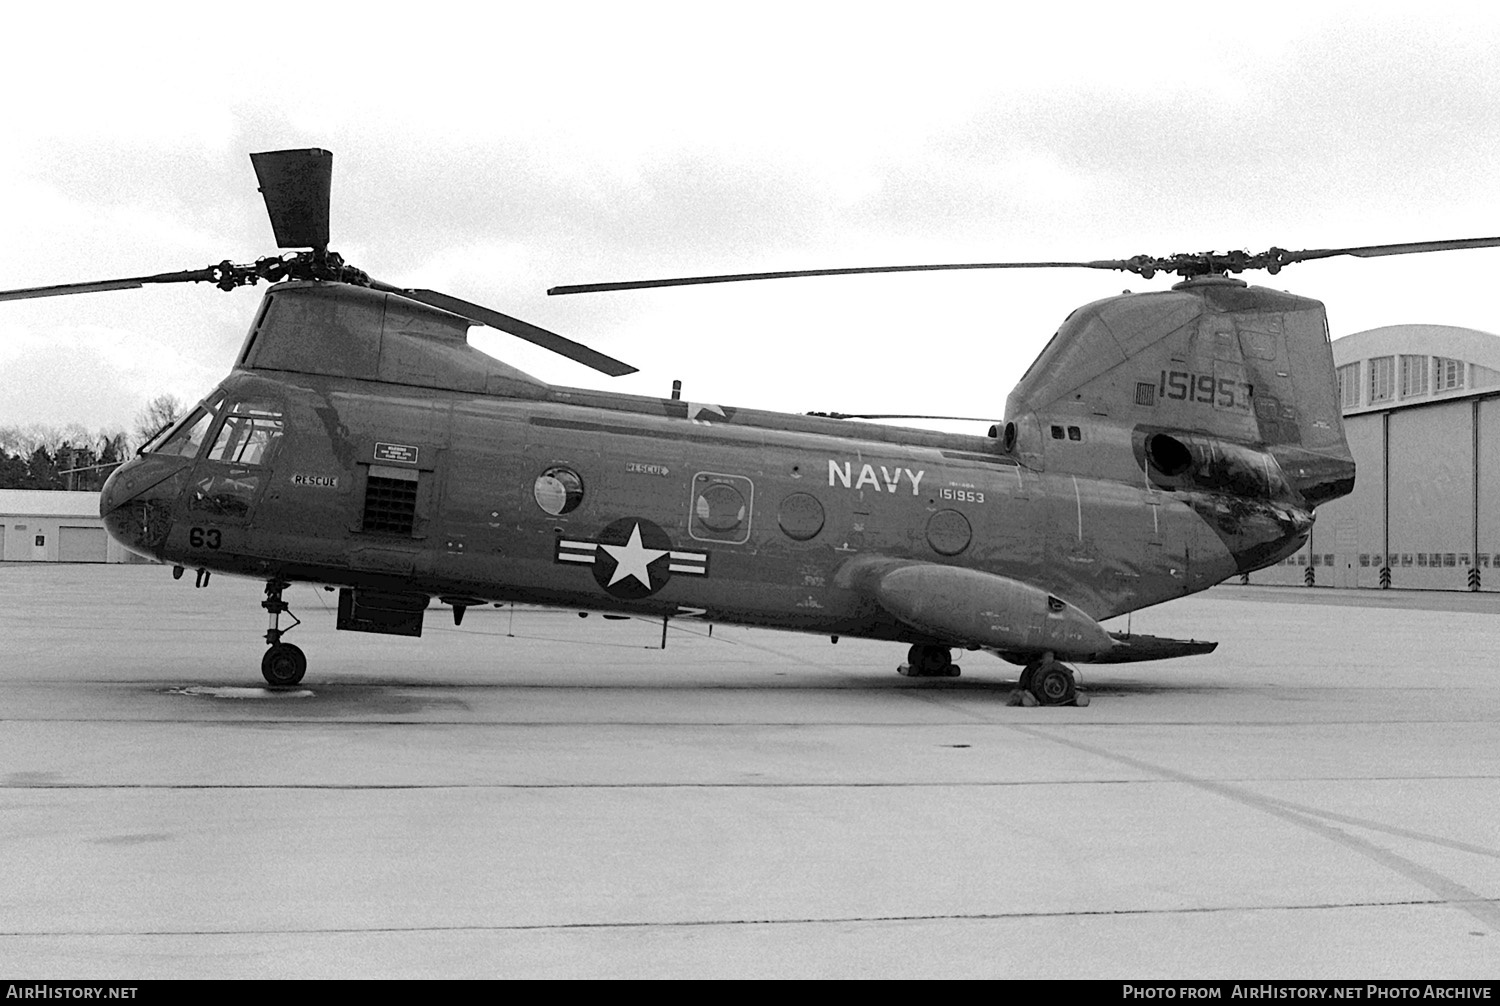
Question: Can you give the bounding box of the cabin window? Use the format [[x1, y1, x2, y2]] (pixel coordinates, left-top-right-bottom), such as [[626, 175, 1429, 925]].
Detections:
[[208, 401, 284, 465], [362, 465, 419, 535], [1050, 425, 1065, 439], [1067, 426, 1082, 441], [190, 471, 261, 519], [696, 485, 746, 531], [690, 473, 753, 544], [926, 509, 972, 556], [533, 467, 585, 516], [777, 493, 825, 541]]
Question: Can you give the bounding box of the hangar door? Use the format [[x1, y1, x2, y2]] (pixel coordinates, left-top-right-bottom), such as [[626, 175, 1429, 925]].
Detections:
[[59, 526, 107, 563]]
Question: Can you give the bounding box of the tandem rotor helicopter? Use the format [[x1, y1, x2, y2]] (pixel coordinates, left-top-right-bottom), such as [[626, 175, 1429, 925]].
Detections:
[[6, 148, 1498, 703]]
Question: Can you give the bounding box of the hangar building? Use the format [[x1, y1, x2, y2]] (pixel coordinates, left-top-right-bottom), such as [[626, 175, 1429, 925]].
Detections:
[[1252, 324, 1500, 590], [0, 490, 146, 564]]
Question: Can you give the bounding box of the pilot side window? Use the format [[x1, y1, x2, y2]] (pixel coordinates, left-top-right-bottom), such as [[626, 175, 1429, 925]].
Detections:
[[208, 401, 284, 465]]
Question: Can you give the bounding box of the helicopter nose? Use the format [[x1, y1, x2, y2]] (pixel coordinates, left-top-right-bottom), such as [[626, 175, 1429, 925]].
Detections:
[[100, 455, 191, 557]]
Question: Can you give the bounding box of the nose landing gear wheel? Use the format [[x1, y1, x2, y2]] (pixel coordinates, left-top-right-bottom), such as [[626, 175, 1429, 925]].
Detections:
[[260, 579, 307, 685], [262, 643, 307, 686]]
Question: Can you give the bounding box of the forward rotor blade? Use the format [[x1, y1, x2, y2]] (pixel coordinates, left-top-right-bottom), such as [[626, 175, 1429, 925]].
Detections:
[[250, 148, 333, 251], [1279, 235, 1500, 266], [375, 283, 637, 377], [548, 260, 1134, 295], [0, 268, 220, 303]]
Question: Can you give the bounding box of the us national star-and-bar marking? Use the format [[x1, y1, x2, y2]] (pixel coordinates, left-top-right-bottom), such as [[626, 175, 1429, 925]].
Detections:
[[554, 517, 710, 599]]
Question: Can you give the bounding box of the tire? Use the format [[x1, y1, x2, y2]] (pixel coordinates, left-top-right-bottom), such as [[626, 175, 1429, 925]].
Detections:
[[1029, 663, 1076, 706], [262, 643, 307, 686], [908, 645, 952, 676], [1018, 663, 1040, 691]]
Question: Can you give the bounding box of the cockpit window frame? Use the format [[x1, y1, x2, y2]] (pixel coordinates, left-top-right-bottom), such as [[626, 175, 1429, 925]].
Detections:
[[206, 399, 286, 467], [139, 390, 226, 458]]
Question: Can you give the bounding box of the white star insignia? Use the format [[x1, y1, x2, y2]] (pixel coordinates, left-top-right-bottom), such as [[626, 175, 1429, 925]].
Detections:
[[599, 522, 668, 587]]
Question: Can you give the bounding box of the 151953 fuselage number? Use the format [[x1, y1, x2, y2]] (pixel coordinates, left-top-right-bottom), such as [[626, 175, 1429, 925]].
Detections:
[[939, 488, 985, 503]]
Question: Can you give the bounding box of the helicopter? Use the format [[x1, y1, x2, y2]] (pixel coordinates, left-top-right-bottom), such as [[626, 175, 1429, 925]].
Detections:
[[5, 148, 1497, 704]]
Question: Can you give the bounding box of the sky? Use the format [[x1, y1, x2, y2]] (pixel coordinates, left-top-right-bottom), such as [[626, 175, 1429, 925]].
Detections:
[[3, 1, 1500, 439]]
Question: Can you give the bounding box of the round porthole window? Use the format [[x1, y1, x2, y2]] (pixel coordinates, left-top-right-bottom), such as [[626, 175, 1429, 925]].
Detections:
[[695, 482, 746, 531], [533, 467, 585, 515], [926, 509, 972, 556], [777, 492, 825, 541]]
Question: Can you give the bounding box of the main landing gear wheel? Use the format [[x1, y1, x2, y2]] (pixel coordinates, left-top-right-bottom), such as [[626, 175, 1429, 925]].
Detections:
[[901, 644, 959, 677], [262, 643, 307, 686], [1029, 661, 1077, 706]]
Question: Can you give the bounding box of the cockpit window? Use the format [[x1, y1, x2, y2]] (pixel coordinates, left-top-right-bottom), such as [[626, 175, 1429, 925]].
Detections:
[[140, 390, 225, 457], [208, 400, 284, 465], [150, 407, 215, 459]]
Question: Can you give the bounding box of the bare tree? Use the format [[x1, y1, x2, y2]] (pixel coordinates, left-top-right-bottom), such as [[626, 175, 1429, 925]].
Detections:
[[0, 423, 82, 456], [133, 393, 185, 450]]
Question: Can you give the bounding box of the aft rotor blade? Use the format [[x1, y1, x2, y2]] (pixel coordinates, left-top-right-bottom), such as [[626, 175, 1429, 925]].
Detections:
[[1279, 235, 1500, 266], [0, 268, 220, 302], [548, 260, 1134, 295], [808, 412, 995, 421], [379, 284, 638, 377], [250, 148, 333, 251]]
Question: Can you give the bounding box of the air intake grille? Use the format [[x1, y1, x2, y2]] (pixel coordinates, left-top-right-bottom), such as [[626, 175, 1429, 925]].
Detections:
[[363, 476, 418, 535]]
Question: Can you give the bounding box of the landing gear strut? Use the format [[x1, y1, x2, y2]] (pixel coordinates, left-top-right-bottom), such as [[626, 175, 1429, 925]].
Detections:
[[260, 579, 306, 686], [899, 643, 960, 678]]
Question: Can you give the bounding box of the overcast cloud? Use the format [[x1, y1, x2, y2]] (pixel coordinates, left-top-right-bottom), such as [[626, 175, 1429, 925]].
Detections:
[[3, 1, 1499, 434]]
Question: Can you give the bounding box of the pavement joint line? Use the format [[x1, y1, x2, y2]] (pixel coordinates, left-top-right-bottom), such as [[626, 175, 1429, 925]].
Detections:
[[3, 896, 1496, 938], [875, 692, 1500, 933], [6, 774, 1499, 790], [1007, 723, 1500, 932], [4, 717, 1499, 728]]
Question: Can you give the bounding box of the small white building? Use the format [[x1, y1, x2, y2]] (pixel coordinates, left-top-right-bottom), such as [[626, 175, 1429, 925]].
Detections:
[[0, 490, 148, 563]]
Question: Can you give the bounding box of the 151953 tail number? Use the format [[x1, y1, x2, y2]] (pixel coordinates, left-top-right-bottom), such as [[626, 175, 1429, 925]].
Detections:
[[1159, 370, 1253, 410]]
